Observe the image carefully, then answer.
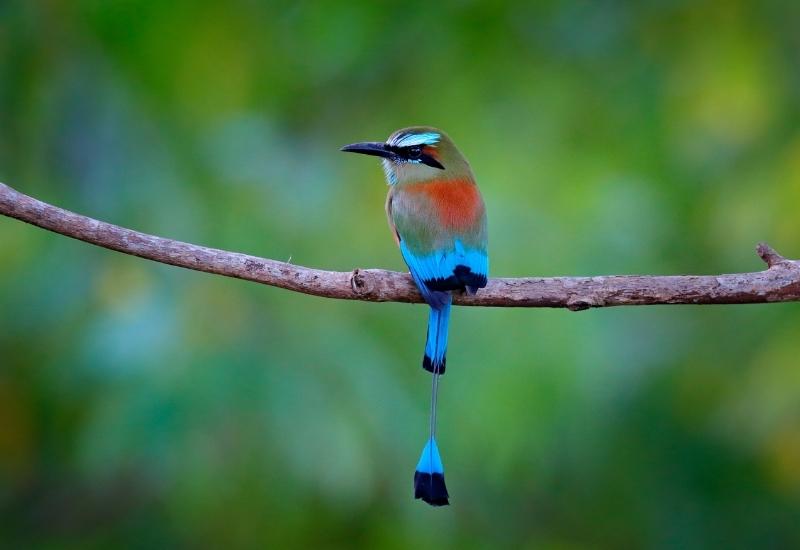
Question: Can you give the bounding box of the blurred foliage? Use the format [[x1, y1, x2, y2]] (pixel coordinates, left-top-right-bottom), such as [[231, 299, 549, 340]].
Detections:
[[2, 0, 800, 547]]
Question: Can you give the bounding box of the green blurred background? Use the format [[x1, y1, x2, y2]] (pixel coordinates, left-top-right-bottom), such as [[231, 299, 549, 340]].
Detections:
[[2, 1, 800, 547]]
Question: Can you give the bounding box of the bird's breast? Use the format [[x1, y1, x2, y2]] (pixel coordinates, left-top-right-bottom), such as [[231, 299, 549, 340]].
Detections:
[[401, 178, 485, 233]]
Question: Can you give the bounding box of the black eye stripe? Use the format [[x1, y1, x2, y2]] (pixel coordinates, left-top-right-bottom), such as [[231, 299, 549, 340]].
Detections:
[[388, 145, 422, 158], [386, 144, 445, 170]]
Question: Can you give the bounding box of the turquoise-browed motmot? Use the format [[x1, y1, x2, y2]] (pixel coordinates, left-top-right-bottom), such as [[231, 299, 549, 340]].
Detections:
[[342, 127, 489, 506]]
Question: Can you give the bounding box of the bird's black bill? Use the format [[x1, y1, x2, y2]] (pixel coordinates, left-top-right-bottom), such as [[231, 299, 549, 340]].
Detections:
[[340, 142, 392, 159], [341, 140, 446, 170]]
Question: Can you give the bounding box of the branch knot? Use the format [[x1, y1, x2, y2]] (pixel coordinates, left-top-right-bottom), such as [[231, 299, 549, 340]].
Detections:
[[566, 297, 595, 311], [757, 243, 788, 269], [350, 268, 370, 296]]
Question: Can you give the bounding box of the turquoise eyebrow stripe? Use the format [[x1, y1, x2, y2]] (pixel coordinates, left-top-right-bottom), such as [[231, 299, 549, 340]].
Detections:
[[393, 132, 440, 147]]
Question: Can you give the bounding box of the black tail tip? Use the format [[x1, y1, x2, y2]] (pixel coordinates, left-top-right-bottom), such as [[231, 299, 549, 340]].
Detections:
[[414, 471, 450, 506], [422, 354, 446, 375]]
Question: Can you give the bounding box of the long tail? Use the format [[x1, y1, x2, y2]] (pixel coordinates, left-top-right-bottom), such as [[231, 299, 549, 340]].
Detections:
[[414, 433, 448, 506], [415, 296, 451, 506], [422, 296, 451, 374]]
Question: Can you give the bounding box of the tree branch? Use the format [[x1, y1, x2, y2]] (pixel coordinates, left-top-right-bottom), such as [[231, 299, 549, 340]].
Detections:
[[2, 182, 799, 309]]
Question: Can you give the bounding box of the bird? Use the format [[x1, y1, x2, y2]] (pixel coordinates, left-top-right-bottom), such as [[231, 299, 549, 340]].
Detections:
[[341, 127, 488, 506]]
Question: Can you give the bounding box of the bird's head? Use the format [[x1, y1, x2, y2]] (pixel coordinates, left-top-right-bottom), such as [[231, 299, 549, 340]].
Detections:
[[341, 126, 472, 185]]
